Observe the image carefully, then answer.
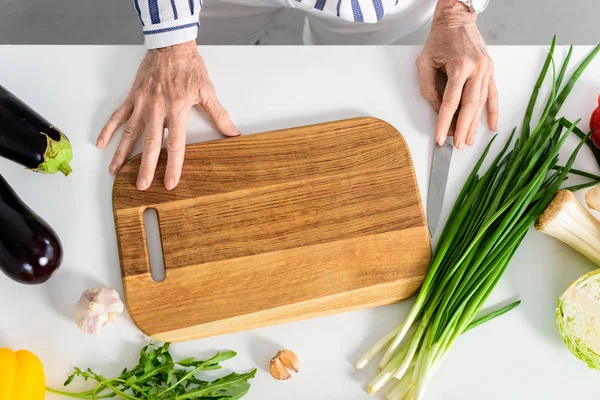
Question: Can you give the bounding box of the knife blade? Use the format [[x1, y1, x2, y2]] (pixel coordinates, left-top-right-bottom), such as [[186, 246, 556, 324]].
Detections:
[[427, 135, 454, 238], [427, 72, 456, 238]]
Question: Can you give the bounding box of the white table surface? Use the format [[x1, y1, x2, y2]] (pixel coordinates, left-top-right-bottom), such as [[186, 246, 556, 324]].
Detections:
[[0, 45, 599, 400]]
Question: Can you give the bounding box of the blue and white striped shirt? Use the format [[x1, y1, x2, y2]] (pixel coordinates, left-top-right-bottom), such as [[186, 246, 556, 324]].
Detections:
[[294, 0, 399, 23], [135, 0, 405, 49]]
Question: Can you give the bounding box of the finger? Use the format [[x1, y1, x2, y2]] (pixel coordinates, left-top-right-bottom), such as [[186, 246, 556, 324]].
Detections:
[[467, 106, 484, 146], [417, 58, 442, 113], [164, 106, 191, 190], [454, 75, 483, 150], [435, 74, 468, 146], [137, 116, 166, 191], [197, 90, 241, 137], [448, 119, 456, 138], [467, 69, 491, 146], [97, 100, 134, 148], [487, 73, 499, 131], [109, 110, 145, 175]]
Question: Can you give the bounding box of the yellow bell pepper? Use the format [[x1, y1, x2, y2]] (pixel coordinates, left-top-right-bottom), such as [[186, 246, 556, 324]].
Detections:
[[0, 348, 45, 400]]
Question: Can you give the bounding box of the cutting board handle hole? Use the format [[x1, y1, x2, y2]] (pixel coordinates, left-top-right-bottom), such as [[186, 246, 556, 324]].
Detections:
[[143, 208, 166, 282]]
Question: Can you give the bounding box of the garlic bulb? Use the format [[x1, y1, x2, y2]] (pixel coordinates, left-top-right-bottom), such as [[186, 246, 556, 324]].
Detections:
[[75, 288, 124, 335]]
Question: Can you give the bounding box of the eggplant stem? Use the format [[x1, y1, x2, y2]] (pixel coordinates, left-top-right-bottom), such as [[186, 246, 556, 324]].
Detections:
[[59, 162, 73, 176]]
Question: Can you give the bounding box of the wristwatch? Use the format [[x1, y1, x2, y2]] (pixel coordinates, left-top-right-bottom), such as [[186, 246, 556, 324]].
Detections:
[[457, 0, 490, 14]]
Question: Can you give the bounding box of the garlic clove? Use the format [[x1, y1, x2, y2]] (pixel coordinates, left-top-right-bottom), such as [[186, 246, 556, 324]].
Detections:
[[269, 357, 292, 380], [278, 350, 301, 373], [586, 184, 600, 212], [75, 288, 124, 335], [269, 350, 301, 380]]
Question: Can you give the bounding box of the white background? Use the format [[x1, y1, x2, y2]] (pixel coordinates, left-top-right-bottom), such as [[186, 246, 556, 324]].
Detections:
[[0, 46, 599, 399]]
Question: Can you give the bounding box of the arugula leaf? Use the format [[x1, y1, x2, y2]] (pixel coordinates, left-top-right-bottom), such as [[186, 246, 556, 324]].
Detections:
[[176, 358, 196, 367], [125, 376, 138, 386], [47, 343, 256, 400], [174, 372, 257, 400]]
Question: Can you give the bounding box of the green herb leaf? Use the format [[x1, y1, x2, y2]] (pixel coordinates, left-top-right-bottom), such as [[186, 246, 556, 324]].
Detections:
[[63, 372, 77, 387], [126, 375, 138, 386], [174, 370, 257, 400], [176, 358, 196, 367], [48, 343, 255, 400]]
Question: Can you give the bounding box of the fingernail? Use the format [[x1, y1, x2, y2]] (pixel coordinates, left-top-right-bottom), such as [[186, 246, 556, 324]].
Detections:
[[96, 138, 104, 148], [467, 137, 474, 146], [165, 177, 176, 190], [137, 179, 149, 191], [456, 140, 463, 150], [233, 127, 242, 136], [109, 165, 118, 175], [437, 137, 445, 146]]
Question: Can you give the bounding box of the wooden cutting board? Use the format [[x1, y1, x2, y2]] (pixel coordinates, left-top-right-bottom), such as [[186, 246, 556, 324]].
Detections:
[[113, 117, 431, 342]]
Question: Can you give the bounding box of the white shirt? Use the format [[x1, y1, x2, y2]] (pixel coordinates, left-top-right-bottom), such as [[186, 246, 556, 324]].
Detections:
[[135, 0, 422, 48]]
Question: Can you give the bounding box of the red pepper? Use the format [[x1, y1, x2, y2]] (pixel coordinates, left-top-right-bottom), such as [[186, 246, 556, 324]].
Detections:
[[591, 95, 600, 149]]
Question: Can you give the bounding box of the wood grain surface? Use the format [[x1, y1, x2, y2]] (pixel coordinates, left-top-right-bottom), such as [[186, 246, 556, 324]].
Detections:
[[113, 117, 431, 341]]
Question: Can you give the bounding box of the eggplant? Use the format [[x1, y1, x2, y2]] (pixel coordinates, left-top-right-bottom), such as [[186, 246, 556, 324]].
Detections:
[[0, 85, 73, 175], [0, 174, 62, 284]]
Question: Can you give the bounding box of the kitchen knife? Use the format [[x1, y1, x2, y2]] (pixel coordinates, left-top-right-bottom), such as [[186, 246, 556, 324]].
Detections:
[[427, 134, 454, 238], [427, 72, 457, 238]]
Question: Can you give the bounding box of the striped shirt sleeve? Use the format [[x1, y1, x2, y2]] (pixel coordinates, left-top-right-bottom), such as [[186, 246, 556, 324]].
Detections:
[[134, 0, 201, 49]]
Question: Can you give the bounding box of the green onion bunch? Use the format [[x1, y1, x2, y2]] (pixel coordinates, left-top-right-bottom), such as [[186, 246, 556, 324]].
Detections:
[[356, 38, 600, 400]]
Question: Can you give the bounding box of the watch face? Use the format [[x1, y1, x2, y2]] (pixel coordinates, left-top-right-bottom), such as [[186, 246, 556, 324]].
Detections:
[[471, 0, 490, 13]]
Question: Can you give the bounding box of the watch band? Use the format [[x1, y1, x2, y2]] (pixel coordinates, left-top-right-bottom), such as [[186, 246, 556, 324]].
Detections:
[[457, 0, 490, 14]]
